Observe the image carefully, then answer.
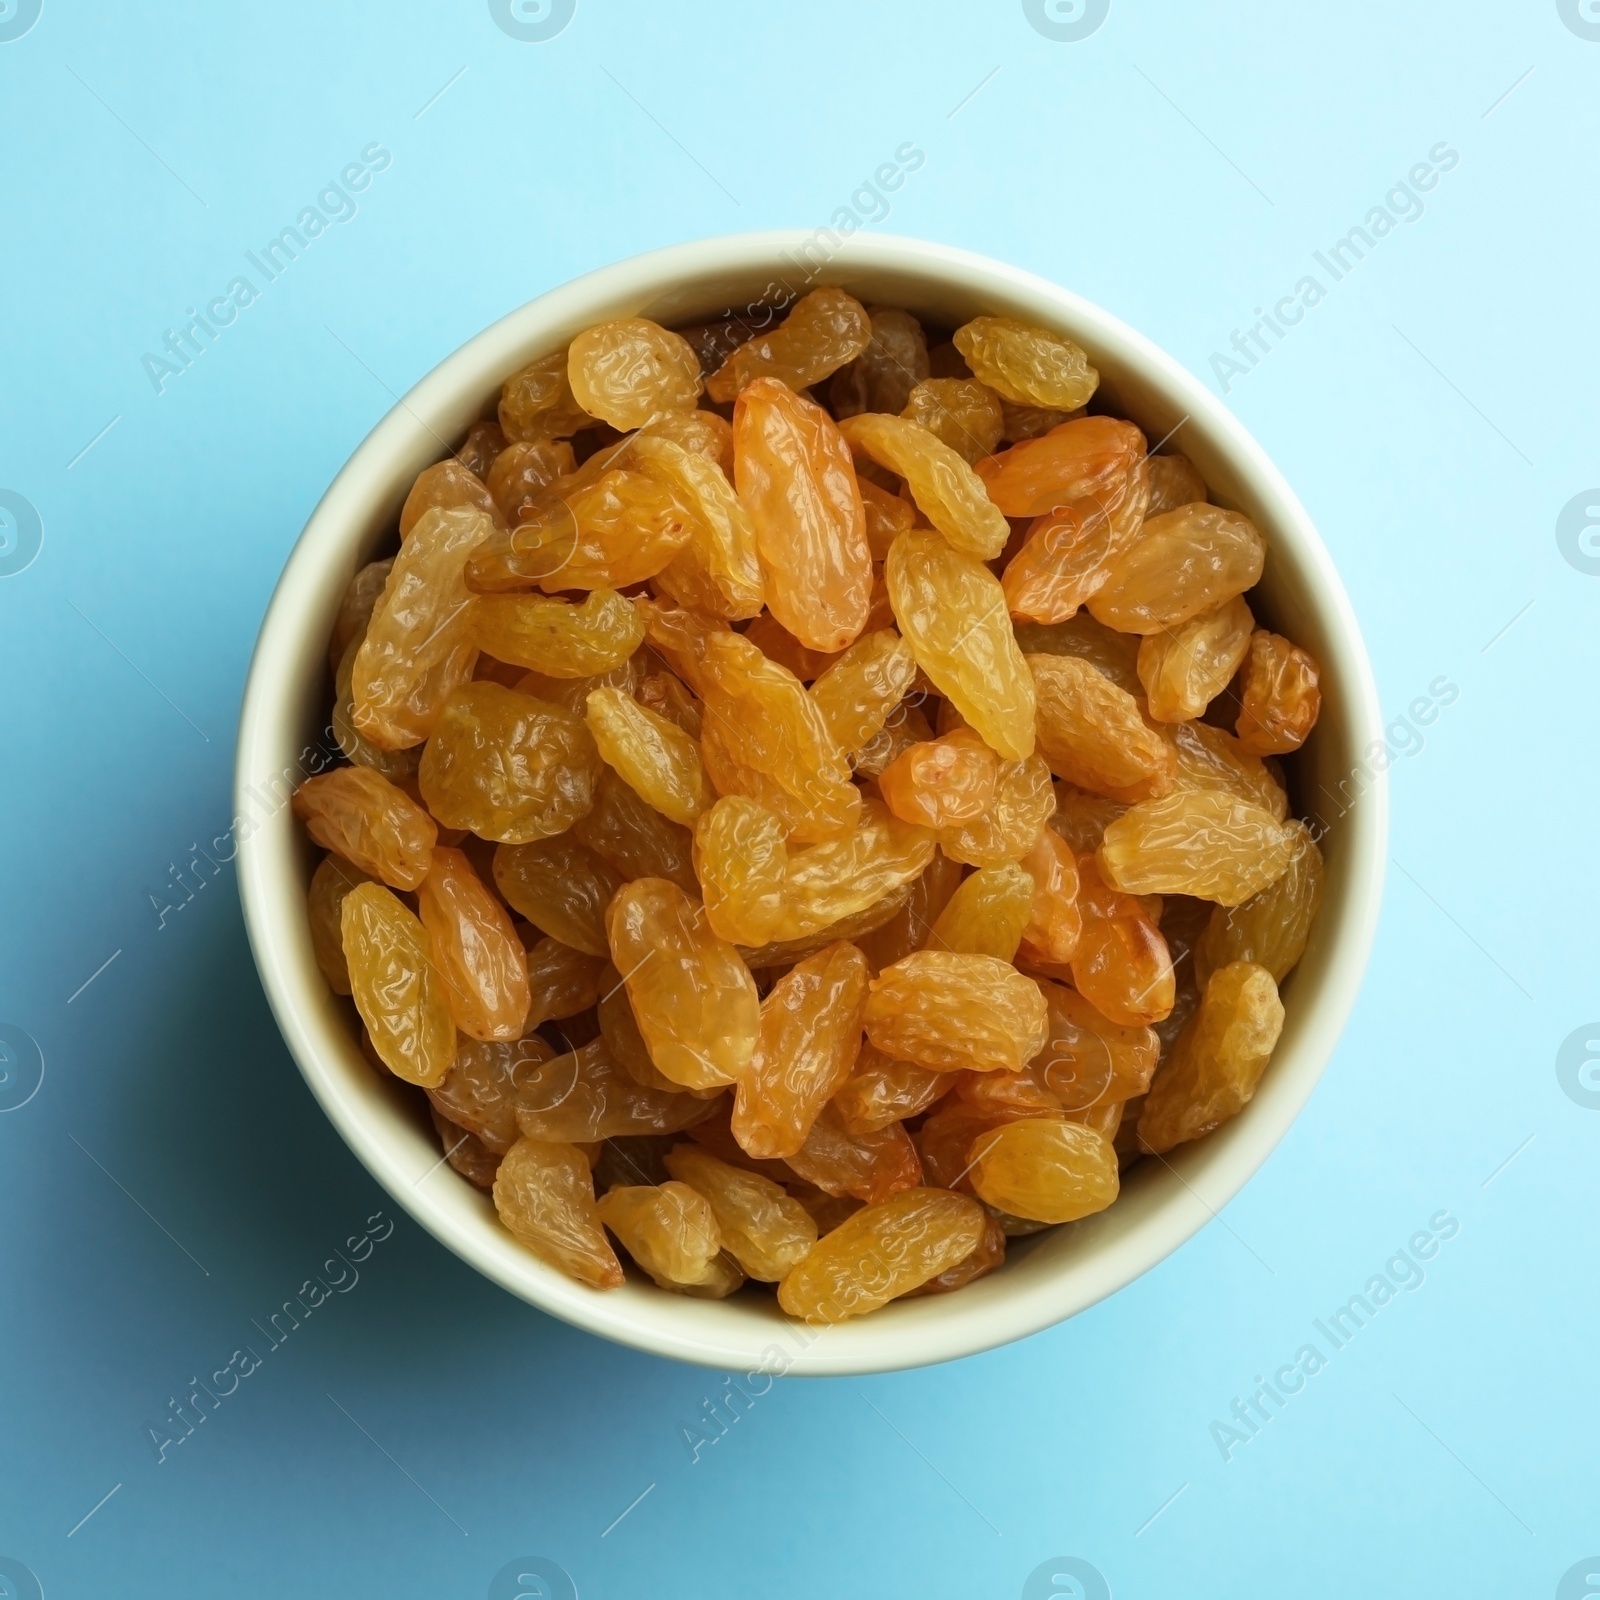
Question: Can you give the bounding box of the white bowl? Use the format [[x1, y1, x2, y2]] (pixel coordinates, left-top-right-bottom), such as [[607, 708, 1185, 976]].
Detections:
[[235, 232, 1386, 1375]]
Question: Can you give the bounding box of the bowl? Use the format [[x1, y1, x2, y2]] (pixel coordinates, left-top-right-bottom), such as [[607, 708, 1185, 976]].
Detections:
[[235, 231, 1386, 1375]]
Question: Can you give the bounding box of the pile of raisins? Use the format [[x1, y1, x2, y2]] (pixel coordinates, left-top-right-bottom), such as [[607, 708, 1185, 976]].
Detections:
[[293, 287, 1325, 1323]]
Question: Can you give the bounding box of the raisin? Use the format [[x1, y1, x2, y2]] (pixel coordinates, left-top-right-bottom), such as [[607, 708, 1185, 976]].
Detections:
[[493, 1137, 623, 1287], [1137, 596, 1254, 722], [1049, 782, 1128, 854], [492, 836, 621, 958], [783, 1104, 923, 1203], [886, 528, 1036, 761], [1030, 977, 1160, 1109], [839, 412, 1010, 560], [853, 848, 964, 972], [332, 635, 422, 783], [833, 1043, 954, 1134], [484, 439, 575, 527], [733, 377, 872, 652], [636, 669, 703, 737], [498, 350, 592, 444], [572, 769, 699, 895], [1014, 612, 1141, 695], [828, 307, 929, 418], [416, 847, 531, 1041], [974, 416, 1143, 518], [306, 853, 374, 995], [864, 952, 1049, 1072], [938, 751, 1055, 867], [606, 877, 760, 1091], [901, 378, 1004, 465], [1028, 653, 1175, 801], [431, 1109, 501, 1189], [471, 588, 643, 678], [1000, 401, 1075, 442], [429, 1033, 554, 1153], [585, 685, 711, 826], [1236, 630, 1322, 754], [808, 629, 918, 757], [732, 942, 870, 1159], [567, 318, 703, 430], [515, 1035, 717, 1141], [341, 882, 456, 1087], [741, 612, 839, 682], [663, 1143, 818, 1280], [352, 506, 491, 749], [777, 1187, 986, 1323], [329, 558, 394, 675], [598, 1182, 742, 1296], [640, 407, 734, 474], [953, 317, 1099, 410], [1068, 855, 1175, 1027], [928, 864, 1034, 961], [293, 766, 437, 890], [1194, 821, 1323, 985], [418, 682, 602, 843], [773, 798, 935, 942], [1098, 790, 1295, 905], [1137, 961, 1284, 1153], [968, 1118, 1118, 1224], [879, 728, 999, 828], [851, 695, 934, 780], [693, 796, 789, 946], [456, 417, 507, 480], [1145, 452, 1207, 515], [399, 458, 504, 540], [523, 935, 607, 1028], [859, 477, 916, 559], [907, 1209, 1006, 1296], [706, 286, 872, 402], [1001, 467, 1149, 624], [1088, 505, 1266, 634], [1017, 826, 1081, 964]]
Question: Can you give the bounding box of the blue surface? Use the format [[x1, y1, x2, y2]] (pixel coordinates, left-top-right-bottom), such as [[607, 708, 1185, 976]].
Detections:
[[2, 2, 1596, 1595]]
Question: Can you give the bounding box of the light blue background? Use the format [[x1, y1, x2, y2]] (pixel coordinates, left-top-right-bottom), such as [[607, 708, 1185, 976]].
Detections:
[[2, 2, 1596, 1595]]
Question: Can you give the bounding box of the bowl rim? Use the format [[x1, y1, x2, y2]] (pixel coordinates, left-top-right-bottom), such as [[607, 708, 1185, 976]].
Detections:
[[235, 229, 1387, 1375]]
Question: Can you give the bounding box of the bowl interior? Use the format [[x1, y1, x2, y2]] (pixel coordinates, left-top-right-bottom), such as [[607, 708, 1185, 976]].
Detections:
[[237, 234, 1385, 1375]]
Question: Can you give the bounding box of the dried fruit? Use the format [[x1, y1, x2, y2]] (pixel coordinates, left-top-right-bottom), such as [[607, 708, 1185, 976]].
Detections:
[[400, 459, 503, 540], [456, 418, 506, 481], [329, 559, 394, 674], [839, 412, 1010, 559], [733, 943, 869, 1159], [597, 1181, 738, 1294], [928, 864, 1034, 961], [416, 847, 531, 1041], [1002, 470, 1150, 624], [1098, 790, 1295, 905], [306, 853, 374, 995], [706, 286, 872, 402], [777, 1187, 986, 1322], [1029, 977, 1160, 1110], [953, 317, 1099, 411], [864, 952, 1049, 1072], [1194, 821, 1323, 986], [1145, 452, 1207, 515], [833, 1044, 953, 1134], [1028, 653, 1176, 801], [1136, 596, 1254, 722], [352, 506, 491, 749], [640, 407, 734, 475], [429, 1033, 554, 1152], [772, 798, 935, 942], [1049, 783, 1128, 854], [493, 1137, 623, 1287], [733, 377, 872, 652], [498, 350, 591, 444], [515, 1036, 715, 1142], [341, 882, 456, 1087], [585, 685, 711, 826], [858, 477, 916, 559], [432, 1109, 501, 1189], [878, 728, 999, 828], [968, 1118, 1118, 1224], [886, 529, 1036, 761], [523, 934, 607, 1029], [418, 682, 602, 843], [606, 877, 759, 1091], [567, 318, 703, 430], [693, 797, 788, 946], [901, 378, 1004, 465], [1236, 630, 1322, 754], [636, 669, 703, 738], [1089, 505, 1266, 633], [293, 766, 437, 890], [908, 1209, 1006, 1295], [492, 836, 622, 957], [1017, 826, 1081, 964], [663, 1143, 817, 1279], [784, 1104, 922, 1203], [471, 588, 643, 678], [975, 416, 1144, 518], [1138, 962, 1284, 1152], [1014, 612, 1141, 694], [1161, 718, 1288, 820], [1069, 855, 1175, 1027], [938, 752, 1055, 867], [631, 435, 763, 620], [485, 438, 575, 527], [829, 307, 929, 418], [853, 849, 963, 972], [572, 769, 698, 895], [808, 629, 917, 756]]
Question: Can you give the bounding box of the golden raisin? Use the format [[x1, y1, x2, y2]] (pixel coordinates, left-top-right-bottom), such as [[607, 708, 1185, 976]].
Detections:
[[938, 751, 1055, 867], [471, 588, 643, 678], [597, 1181, 735, 1294], [968, 1118, 1118, 1224], [772, 798, 935, 942], [306, 853, 373, 995], [292, 766, 437, 890], [1098, 790, 1295, 905], [953, 317, 1099, 410], [485, 438, 574, 527], [516, 1036, 716, 1142], [975, 416, 1143, 518], [341, 882, 456, 1087], [400, 458, 503, 540], [927, 864, 1034, 961], [706, 286, 872, 402], [692, 797, 789, 946], [491, 836, 621, 958], [864, 952, 1049, 1072], [498, 351, 591, 444], [1089, 505, 1266, 634], [572, 768, 698, 895], [416, 847, 531, 1041], [1194, 821, 1323, 986], [879, 729, 999, 828], [566, 318, 702, 430], [828, 306, 929, 417], [901, 378, 1004, 465], [1136, 596, 1254, 722], [807, 629, 917, 756], [1028, 653, 1176, 801], [493, 1137, 622, 1288], [585, 685, 711, 827], [1236, 630, 1322, 754], [663, 1143, 817, 1280]]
